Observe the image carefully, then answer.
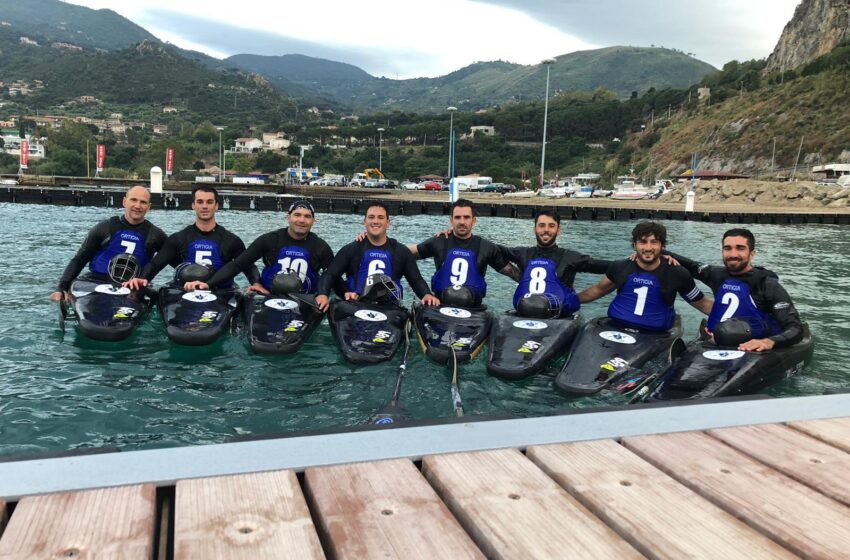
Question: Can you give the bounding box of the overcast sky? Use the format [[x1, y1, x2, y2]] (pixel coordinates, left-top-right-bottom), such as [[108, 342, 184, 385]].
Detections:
[[67, 0, 800, 78]]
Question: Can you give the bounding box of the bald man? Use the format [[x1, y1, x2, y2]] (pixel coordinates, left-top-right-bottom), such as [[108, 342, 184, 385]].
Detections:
[[51, 185, 167, 302]]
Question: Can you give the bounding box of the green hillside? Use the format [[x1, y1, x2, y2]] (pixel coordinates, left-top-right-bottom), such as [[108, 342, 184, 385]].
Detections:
[[0, 0, 157, 50], [0, 29, 291, 123]]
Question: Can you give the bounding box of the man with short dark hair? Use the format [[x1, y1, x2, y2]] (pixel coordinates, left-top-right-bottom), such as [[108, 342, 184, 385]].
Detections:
[[187, 199, 338, 311], [410, 198, 513, 308], [579, 221, 712, 330], [501, 210, 609, 317], [125, 186, 258, 290], [316, 203, 439, 308], [666, 228, 803, 351], [51, 185, 167, 302]]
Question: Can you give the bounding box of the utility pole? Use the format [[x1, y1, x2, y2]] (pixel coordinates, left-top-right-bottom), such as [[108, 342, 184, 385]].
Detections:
[[791, 136, 804, 180], [770, 137, 776, 173]]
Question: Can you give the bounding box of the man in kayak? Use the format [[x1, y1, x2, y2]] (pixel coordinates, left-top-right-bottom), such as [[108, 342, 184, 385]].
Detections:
[[185, 199, 339, 311], [316, 203, 440, 308], [501, 210, 610, 318], [578, 221, 713, 329], [410, 198, 513, 308], [665, 228, 803, 351], [50, 185, 167, 302], [124, 186, 259, 291]]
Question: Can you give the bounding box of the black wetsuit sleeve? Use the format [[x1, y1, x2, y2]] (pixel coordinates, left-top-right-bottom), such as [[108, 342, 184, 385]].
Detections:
[[147, 226, 168, 256], [672, 266, 705, 303], [400, 247, 432, 299], [206, 233, 269, 289], [317, 240, 347, 298], [139, 234, 181, 281], [575, 254, 611, 275], [416, 236, 439, 260], [498, 245, 523, 266], [223, 233, 260, 285], [318, 243, 357, 296], [665, 251, 714, 285], [56, 219, 112, 291], [764, 279, 803, 348], [482, 240, 508, 272]]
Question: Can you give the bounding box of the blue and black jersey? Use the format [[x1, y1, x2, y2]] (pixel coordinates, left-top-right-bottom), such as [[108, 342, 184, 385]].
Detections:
[[416, 234, 506, 298], [317, 238, 432, 300], [57, 215, 167, 291], [205, 228, 332, 294], [605, 259, 704, 331], [501, 244, 609, 315], [668, 251, 802, 348], [140, 224, 258, 288]]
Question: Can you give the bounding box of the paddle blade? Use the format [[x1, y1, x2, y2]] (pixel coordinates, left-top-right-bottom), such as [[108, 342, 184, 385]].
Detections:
[[369, 402, 411, 425]]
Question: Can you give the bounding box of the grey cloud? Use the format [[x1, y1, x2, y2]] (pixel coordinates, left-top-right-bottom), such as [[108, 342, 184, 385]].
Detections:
[[472, 0, 791, 67], [137, 9, 439, 77]]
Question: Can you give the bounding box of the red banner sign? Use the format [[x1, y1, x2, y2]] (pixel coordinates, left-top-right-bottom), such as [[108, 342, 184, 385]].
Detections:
[[96, 144, 106, 172], [20, 141, 28, 169], [165, 147, 174, 176]]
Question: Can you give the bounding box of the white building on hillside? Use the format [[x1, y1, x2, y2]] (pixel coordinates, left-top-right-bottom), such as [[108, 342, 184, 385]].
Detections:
[[230, 138, 263, 154]]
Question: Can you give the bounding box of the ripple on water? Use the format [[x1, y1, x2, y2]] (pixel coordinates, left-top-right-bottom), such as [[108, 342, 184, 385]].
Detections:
[[0, 204, 847, 456]]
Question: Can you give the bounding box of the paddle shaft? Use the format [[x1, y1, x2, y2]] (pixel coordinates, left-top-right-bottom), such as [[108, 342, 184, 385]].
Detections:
[[450, 345, 464, 417]]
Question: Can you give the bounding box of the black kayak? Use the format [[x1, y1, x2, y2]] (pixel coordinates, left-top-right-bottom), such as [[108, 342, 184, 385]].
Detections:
[[329, 300, 410, 365], [64, 277, 151, 342], [554, 316, 682, 395], [157, 286, 241, 346], [414, 304, 494, 365], [242, 293, 324, 354], [646, 323, 814, 401], [487, 313, 584, 380]]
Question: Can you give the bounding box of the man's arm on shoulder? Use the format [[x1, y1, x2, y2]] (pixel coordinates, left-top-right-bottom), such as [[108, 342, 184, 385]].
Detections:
[[578, 275, 616, 303]]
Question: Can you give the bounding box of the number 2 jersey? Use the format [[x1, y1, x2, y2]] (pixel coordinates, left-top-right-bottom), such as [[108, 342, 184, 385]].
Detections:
[[317, 238, 432, 300], [501, 244, 609, 314], [139, 224, 259, 288], [416, 234, 506, 298], [204, 228, 334, 294], [605, 259, 705, 331], [57, 215, 167, 291], [669, 252, 803, 348]]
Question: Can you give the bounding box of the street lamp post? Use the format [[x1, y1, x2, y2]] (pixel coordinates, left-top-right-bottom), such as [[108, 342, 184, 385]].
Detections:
[[447, 106, 457, 180], [377, 127, 384, 171], [540, 58, 556, 189], [216, 126, 224, 183]]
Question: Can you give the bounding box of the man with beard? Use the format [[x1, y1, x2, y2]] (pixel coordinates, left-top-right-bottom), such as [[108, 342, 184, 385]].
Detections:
[[665, 228, 803, 351], [125, 186, 258, 290], [578, 221, 713, 330], [500, 210, 610, 318], [410, 198, 514, 308]]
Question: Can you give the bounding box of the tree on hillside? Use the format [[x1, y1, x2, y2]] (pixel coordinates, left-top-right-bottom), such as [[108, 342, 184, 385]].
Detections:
[[49, 121, 94, 153], [194, 121, 218, 144]]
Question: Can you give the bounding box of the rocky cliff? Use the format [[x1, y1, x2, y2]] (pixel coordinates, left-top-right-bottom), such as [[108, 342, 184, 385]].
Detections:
[[764, 0, 850, 73]]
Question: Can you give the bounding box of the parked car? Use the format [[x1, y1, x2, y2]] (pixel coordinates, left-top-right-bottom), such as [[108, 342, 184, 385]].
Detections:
[[482, 183, 505, 193], [423, 181, 443, 191], [401, 181, 422, 190]]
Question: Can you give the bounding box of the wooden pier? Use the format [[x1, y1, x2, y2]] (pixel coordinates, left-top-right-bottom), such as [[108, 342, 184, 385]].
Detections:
[[0, 397, 848, 559]]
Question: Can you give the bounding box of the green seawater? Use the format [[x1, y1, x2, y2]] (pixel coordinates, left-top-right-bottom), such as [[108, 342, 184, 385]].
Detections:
[[0, 203, 847, 456]]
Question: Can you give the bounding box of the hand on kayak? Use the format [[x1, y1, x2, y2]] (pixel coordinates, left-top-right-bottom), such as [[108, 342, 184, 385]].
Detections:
[[315, 294, 330, 312], [343, 292, 359, 301], [422, 294, 441, 306], [738, 338, 776, 352], [184, 281, 209, 292], [50, 290, 70, 302], [123, 278, 148, 290], [245, 282, 269, 295]]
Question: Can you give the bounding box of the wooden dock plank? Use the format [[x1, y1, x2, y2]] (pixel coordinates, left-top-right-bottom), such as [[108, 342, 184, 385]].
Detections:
[[709, 424, 850, 506], [422, 448, 641, 559], [305, 458, 482, 560], [0, 485, 155, 560], [625, 431, 850, 560], [527, 440, 795, 559], [788, 417, 850, 452], [175, 470, 323, 560]]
